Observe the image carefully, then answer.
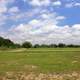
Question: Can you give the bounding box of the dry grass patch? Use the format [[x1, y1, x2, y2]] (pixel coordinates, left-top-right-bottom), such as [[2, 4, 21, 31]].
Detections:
[[0, 71, 80, 80]]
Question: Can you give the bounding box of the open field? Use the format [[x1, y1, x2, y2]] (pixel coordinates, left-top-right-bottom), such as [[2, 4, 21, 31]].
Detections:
[[0, 48, 80, 80]]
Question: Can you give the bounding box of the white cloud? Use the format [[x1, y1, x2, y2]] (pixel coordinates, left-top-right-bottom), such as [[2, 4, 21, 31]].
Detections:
[[41, 14, 49, 19], [0, 6, 7, 13], [3, 11, 80, 45], [8, 8, 41, 21], [6, 22, 80, 45], [0, 0, 14, 13], [40, 12, 56, 19], [72, 24, 80, 30], [0, 1, 16, 25], [74, 3, 80, 7], [65, 2, 80, 8], [8, 7, 19, 13], [65, 3, 73, 8], [0, 3, 7, 13], [56, 16, 66, 20], [0, 14, 7, 25], [29, 0, 50, 6], [29, 19, 40, 26], [52, 1, 61, 6], [3, 12, 59, 43], [13, 24, 32, 32], [0, 0, 80, 45]]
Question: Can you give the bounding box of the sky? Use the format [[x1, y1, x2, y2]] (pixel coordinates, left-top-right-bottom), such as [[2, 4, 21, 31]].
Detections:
[[0, 0, 80, 44]]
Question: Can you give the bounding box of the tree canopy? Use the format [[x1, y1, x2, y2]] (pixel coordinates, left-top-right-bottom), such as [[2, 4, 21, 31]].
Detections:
[[22, 41, 32, 48], [0, 37, 20, 48]]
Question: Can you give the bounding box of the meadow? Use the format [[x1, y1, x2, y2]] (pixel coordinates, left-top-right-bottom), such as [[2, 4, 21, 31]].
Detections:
[[0, 48, 80, 80]]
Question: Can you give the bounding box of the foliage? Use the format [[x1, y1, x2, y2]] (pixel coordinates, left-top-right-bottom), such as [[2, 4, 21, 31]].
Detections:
[[0, 37, 21, 48], [34, 44, 40, 48], [22, 41, 32, 48]]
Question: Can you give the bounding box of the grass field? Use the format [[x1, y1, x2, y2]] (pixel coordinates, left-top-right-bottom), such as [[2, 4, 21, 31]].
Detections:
[[0, 48, 80, 73], [0, 48, 80, 79]]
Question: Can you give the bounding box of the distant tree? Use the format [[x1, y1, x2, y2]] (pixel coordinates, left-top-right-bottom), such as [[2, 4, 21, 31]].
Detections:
[[0, 37, 14, 48], [49, 44, 57, 48], [67, 44, 79, 48], [58, 43, 66, 48], [13, 44, 21, 48], [3, 39, 14, 47], [22, 41, 32, 48], [0, 36, 80, 49], [0, 37, 4, 47], [34, 44, 40, 48], [40, 44, 49, 48], [0, 36, 21, 48], [67, 44, 74, 47]]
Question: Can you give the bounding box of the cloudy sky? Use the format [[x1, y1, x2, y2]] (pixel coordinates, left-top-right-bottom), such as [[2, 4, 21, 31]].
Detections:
[[0, 0, 80, 44]]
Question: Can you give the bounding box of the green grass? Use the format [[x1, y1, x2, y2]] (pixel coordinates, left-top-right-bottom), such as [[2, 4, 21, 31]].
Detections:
[[0, 48, 80, 73]]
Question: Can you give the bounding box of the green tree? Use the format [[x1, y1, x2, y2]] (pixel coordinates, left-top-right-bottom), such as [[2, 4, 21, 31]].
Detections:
[[40, 44, 49, 48], [0, 36, 20, 48], [22, 41, 32, 48], [58, 43, 66, 48], [49, 44, 57, 48], [34, 44, 40, 48]]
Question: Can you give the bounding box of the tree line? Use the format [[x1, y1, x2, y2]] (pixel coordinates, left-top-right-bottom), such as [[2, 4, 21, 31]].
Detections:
[[0, 36, 80, 48], [0, 37, 20, 48]]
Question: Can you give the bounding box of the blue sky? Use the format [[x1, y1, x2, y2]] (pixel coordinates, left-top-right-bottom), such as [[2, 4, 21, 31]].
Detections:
[[0, 0, 80, 44]]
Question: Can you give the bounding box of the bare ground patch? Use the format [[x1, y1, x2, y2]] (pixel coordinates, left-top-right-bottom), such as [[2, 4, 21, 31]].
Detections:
[[0, 71, 80, 80], [7, 48, 26, 52]]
